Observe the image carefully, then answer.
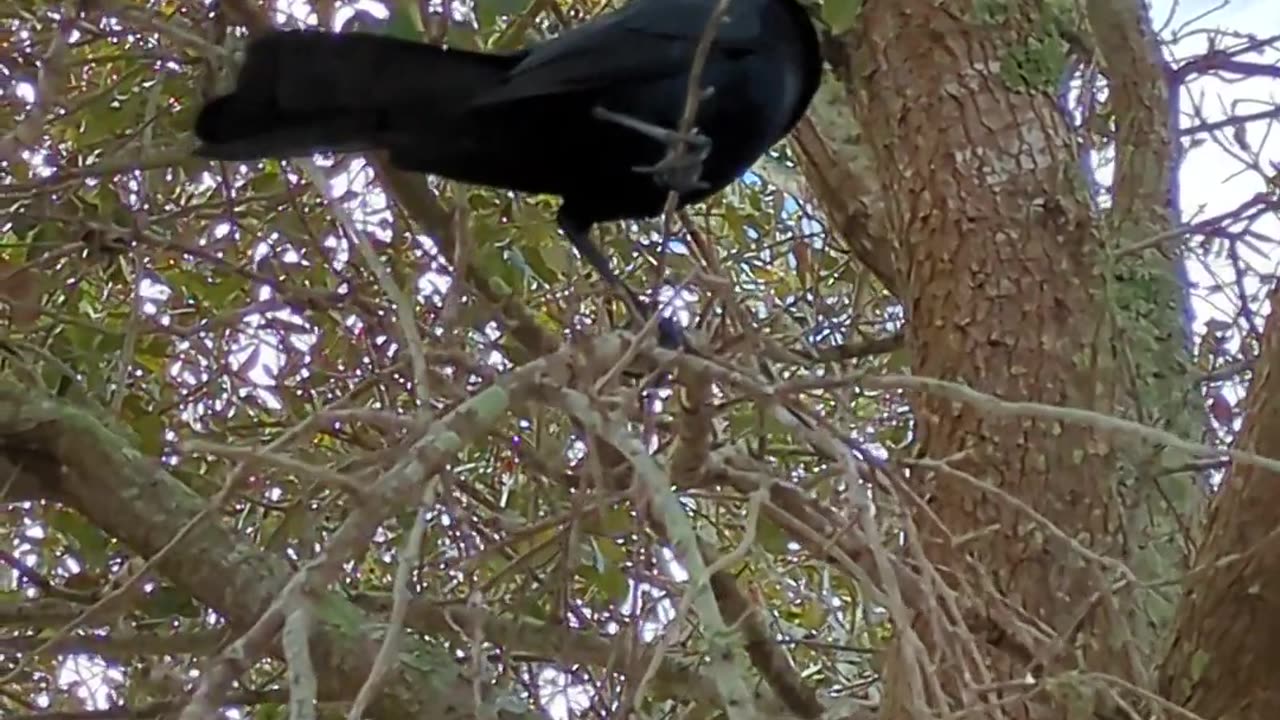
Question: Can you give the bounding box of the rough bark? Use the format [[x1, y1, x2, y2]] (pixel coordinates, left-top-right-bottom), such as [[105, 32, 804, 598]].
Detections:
[[839, 0, 1138, 716], [1159, 283, 1280, 719]]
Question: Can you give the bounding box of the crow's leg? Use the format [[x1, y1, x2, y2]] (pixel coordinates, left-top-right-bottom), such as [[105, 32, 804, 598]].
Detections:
[[557, 211, 683, 349], [591, 88, 715, 194]]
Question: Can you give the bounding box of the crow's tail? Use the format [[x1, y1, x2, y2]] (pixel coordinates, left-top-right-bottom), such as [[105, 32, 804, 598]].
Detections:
[[194, 30, 518, 160]]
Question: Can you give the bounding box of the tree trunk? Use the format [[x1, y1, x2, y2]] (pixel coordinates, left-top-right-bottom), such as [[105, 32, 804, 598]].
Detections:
[[805, 0, 1200, 716]]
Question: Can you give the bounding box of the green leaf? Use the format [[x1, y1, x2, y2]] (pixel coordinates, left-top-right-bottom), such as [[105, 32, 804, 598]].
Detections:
[[140, 586, 199, 618], [599, 505, 634, 535], [756, 515, 793, 554], [261, 706, 287, 720], [821, 0, 861, 34], [595, 564, 630, 603], [385, 0, 425, 40], [475, 0, 535, 31], [130, 412, 166, 457], [46, 508, 111, 568], [580, 547, 630, 605], [488, 0, 534, 15], [311, 593, 368, 635], [537, 243, 572, 282]]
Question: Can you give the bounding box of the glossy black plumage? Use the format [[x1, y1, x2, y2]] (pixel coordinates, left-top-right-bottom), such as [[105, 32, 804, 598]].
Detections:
[[194, 0, 822, 344]]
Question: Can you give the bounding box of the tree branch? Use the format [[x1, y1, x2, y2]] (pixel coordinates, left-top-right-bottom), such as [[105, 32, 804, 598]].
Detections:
[[1159, 281, 1280, 718]]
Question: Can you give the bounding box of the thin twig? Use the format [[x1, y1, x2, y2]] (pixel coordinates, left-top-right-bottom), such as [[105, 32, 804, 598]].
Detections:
[[298, 159, 432, 409], [347, 479, 440, 720]]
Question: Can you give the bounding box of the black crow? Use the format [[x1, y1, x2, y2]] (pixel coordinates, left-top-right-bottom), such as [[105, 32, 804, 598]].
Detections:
[[195, 0, 822, 345]]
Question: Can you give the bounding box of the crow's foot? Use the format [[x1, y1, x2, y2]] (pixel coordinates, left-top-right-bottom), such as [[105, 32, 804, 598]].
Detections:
[[592, 89, 715, 195], [632, 139, 712, 195]]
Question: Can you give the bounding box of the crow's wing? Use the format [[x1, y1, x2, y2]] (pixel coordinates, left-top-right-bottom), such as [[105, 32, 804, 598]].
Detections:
[[470, 0, 767, 106]]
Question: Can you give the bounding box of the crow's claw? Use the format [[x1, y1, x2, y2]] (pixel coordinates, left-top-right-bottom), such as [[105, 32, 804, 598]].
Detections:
[[632, 138, 712, 194], [634, 298, 685, 350], [592, 95, 715, 194], [655, 314, 685, 350]]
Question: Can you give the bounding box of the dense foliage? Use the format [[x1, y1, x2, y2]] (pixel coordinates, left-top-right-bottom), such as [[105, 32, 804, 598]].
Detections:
[[1, 0, 1276, 719]]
